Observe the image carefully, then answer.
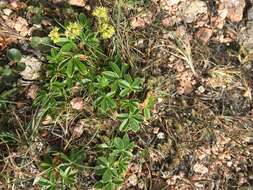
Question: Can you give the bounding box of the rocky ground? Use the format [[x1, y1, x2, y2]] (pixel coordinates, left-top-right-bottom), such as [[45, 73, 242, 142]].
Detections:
[[1, 0, 253, 189]]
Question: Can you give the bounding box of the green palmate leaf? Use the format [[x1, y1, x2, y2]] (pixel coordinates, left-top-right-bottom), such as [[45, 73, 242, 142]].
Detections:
[[118, 157, 130, 173], [114, 137, 124, 150], [124, 74, 133, 83], [66, 59, 75, 78], [117, 113, 129, 120], [95, 92, 116, 113], [52, 81, 64, 88], [132, 79, 142, 91], [96, 156, 116, 175], [122, 134, 134, 151], [47, 48, 60, 63], [98, 156, 109, 166], [121, 99, 139, 112], [119, 78, 142, 97], [113, 54, 123, 67], [144, 108, 150, 119], [110, 80, 120, 92], [55, 38, 70, 46], [119, 80, 131, 97], [61, 42, 76, 52], [94, 181, 104, 189], [102, 169, 113, 182], [99, 143, 109, 149], [143, 93, 156, 119], [74, 59, 87, 75], [105, 182, 115, 190], [7, 48, 22, 62], [59, 167, 77, 184], [60, 148, 85, 166], [38, 177, 56, 190], [123, 134, 130, 144], [118, 110, 143, 132], [102, 71, 120, 80], [121, 63, 128, 75], [69, 148, 86, 163], [16, 62, 26, 71], [109, 62, 121, 76], [79, 13, 90, 28], [118, 119, 129, 131], [119, 79, 130, 88], [96, 76, 109, 89], [112, 135, 134, 158], [114, 178, 124, 185], [129, 118, 141, 132], [2, 67, 12, 76], [119, 88, 130, 97], [80, 31, 100, 51], [30, 36, 51, 51]]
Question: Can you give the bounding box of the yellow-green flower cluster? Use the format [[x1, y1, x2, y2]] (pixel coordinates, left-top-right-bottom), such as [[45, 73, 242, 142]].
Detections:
[[99, 23, 115, 39], [49, 27, 60, 43], [92, 6, 109, 22], [92, 6, 115, 39], [49, 22, 82, 43], [65, 22, 82, 40]]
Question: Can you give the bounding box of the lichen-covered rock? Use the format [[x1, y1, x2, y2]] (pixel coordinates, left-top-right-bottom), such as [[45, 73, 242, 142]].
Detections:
[[68, 0, 86, 7], [220, 0, 245, 22], [20, 56, 42, 80], [183, 0, 207, 23]]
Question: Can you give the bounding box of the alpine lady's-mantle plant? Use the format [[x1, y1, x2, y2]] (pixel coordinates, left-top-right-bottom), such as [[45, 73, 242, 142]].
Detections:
[[34, 7, 155, 190]]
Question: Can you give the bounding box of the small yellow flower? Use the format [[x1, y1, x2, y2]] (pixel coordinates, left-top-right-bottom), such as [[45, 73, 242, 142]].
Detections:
[[92, 6, 109, 22], [99, 23, 115, 39], [49, 27, 60, 43], [93, 6, 115, 39], [65, 22, 82, 39]]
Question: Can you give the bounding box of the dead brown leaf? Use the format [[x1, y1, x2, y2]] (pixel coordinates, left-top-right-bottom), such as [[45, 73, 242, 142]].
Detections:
[[70, 97, 84, 111], [68, 0, 86, 7], [131, 11, 153, 29], [13, 17, 29, 37], [42, 115, 53, 125], [220, 0, 245, 22], [70, 120, 85, 138], [183, 0, 207, 23], [1, 15, 29, 37], [193, 163, 209, 175], [26, 85, 39, 100], [0, 34, 16, 52], [177, 71, 196, 95], [131, 17, 146, 29], [196, 27, 213, 43]]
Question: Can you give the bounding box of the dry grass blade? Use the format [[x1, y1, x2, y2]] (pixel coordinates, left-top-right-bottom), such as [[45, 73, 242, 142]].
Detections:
[[167, 34, 196, 76]]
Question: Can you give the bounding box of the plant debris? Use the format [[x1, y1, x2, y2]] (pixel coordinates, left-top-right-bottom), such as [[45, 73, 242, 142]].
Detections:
[[0, 0, 253, 189]]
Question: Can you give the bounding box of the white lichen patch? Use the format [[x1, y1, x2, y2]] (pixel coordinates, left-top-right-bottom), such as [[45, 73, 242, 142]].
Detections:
[[20, 56, 42, 80]]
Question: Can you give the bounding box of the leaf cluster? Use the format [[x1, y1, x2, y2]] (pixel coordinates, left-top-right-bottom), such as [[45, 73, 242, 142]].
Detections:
[[32, 11, 155, 190], [37, 148, 85, 190]]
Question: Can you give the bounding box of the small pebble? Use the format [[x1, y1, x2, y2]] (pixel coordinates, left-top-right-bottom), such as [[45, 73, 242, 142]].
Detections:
[[197, 85, 205, 94], [157, 132, 165, 139], [158, 98, 163, 103], [227, 161, 233, 167], [127, 174, 138, 186], [153, 127, 160, 134], [3, 8, 12, 16]]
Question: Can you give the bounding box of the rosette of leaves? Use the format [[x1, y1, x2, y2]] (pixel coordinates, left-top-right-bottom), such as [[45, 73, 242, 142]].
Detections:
[[0, 48, 25, 110], [95, 135, 134, 190], [34, 13, 102, 112]]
